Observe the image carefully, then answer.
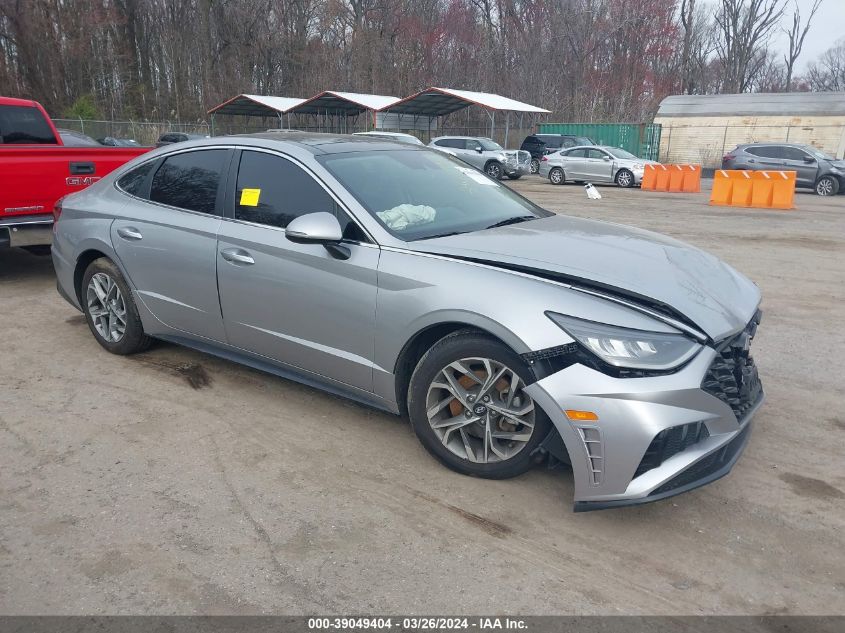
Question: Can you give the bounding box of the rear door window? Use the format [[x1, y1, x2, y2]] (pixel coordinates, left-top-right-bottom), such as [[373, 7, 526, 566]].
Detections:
[[150, 149, 229, 214], [0, 105, 57, 144], [746, 146, 783, 159]]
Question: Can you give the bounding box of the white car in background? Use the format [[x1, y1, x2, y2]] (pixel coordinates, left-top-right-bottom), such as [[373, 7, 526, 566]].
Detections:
[[429, 136, 531, 180], [539, 145, 657, 188]]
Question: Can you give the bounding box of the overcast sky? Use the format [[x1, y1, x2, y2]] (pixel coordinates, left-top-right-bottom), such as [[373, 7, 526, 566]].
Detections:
[[766, 0, 845, 70]]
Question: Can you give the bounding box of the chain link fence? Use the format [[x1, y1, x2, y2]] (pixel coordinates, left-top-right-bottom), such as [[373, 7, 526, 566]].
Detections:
[[53, 118, 211, 146]]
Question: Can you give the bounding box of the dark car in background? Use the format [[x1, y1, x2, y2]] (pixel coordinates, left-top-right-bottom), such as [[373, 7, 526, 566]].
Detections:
[[155, 132, 209, 148], [98, 136, 142, 147], [722, 143, 844, 196], [520, 133, 595, 174]]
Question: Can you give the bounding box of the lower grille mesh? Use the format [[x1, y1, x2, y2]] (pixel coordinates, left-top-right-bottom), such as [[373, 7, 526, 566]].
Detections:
[[634, 422, 710, 478]]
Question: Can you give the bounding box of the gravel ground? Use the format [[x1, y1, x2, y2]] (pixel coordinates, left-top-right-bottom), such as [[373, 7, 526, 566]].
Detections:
[[1, 178, 843, 615]]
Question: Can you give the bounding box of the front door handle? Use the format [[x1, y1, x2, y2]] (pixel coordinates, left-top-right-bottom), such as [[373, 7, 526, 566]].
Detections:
[[220, 248, 255, 265], [116, 227, 143, 241]]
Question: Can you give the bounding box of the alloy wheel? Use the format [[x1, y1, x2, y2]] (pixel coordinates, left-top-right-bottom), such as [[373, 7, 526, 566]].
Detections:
[[550, 169, 563, 184], [617, 170, 633, 187], [530, 158, 540, 174], [86, 272, 127, 343], [425, 357, 536, 463], [486, 163, 502, 179], [817, 178, 834, 196]]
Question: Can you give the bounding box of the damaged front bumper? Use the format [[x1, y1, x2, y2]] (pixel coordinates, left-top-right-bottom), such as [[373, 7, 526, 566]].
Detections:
[[525, 334, 764, 511]]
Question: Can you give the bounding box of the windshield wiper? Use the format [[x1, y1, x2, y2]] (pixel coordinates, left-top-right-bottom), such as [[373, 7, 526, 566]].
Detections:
[[415, 231, 465, 241], [485, 215, 537, 230]]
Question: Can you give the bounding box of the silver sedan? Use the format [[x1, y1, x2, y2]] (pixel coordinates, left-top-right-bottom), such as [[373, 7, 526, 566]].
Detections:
[[539, 145, 657, 188], [52, 133, 763, 511]]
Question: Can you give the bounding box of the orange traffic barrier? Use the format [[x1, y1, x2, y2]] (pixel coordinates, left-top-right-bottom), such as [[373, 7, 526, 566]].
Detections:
[[641, 163, 701, 193], [709, 170, 796, 210]]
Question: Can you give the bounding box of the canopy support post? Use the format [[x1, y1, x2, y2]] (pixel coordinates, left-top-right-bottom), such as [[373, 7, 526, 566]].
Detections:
[[504, 111, 510, 148]]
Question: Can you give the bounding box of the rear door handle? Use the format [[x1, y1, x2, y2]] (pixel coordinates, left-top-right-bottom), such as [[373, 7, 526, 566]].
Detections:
[[70, 161, 96, 175], [116, 227, 143, 241], [220, 248, 255, 265]]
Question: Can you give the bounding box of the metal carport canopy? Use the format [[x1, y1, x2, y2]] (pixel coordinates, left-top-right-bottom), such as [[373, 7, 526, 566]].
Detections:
[[207, 94, 306, 117], [381, 87, 551, 116], [288, 91, 401, 116]]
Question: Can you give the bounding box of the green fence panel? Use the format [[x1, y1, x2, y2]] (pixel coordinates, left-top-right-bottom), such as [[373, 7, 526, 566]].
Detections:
[[537, 123, 662, 161]]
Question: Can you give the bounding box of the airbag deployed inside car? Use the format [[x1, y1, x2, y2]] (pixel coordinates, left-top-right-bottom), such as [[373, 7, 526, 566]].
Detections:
[[377, 204, 436, 230]]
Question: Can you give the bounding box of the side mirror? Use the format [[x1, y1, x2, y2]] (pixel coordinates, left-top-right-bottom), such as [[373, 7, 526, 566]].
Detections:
[[803, 155, 815, 163], [475, 147, 483, 153], [602, 155, 611, 161], [286, 212, 350, 260], [286, 212, 343, 243]]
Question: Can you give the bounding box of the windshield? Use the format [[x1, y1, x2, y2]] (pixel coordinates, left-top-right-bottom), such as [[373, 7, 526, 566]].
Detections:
[[606, 147, 639, 160], [479, 139, 503, 151], [319, 149, 550, 241], [806, 146, 834, 161]]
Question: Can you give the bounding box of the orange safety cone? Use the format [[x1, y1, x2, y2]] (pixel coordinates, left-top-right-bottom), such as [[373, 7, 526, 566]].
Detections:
[[771, 171, 797, 210], [709, 170, 733, 206], [641, 164, 658, 191], [681, 165, 702, 193], [730, 171, 754, 207], [668, 165, 685, 192], [751, 171, 775, 208], [655, 165, 670, 191]]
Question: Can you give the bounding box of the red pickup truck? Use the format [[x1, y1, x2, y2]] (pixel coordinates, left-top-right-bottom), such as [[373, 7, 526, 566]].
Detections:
[[0, 96, 149, 250]]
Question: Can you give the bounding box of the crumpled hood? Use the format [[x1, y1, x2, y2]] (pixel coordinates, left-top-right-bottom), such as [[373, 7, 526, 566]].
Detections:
[[413, 215, 760, 341]]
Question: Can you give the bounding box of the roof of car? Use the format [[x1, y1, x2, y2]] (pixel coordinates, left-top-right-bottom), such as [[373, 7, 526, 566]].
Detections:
[[180, 131, 427, 155], [431, 135, 494, 141], [736, 142, 813, 148]]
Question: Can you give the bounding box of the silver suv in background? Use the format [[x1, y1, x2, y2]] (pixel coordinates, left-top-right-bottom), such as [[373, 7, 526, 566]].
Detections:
[[539, 145, 656, 188], [429, 136, 531, 180], [722, 143, 844, 196]]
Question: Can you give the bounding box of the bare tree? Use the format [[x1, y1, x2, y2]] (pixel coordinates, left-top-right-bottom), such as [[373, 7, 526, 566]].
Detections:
[[783, 0, 823, 90], [713, 0, 786, 93], [805, 38, 845, 91]]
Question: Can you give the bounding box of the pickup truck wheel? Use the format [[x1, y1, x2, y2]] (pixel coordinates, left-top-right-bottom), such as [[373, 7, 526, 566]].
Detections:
[[81, 258, 151, 355], [815, 176, 839, 196]]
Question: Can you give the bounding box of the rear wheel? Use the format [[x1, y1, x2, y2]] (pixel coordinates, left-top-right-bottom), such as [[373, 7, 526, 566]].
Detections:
[[484, 161, 503, 180], [407, 331, 551, 479], [529, 158, 540, 174], [815, 175, 839, 196], [615, 169, 635, 188], [507, 174, 522, 180], [549, 167, 565, 185], [81, 258, 151, 355]]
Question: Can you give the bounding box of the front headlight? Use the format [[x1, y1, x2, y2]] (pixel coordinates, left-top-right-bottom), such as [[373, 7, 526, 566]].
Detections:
[[547, 313, 702, 370], [632, 162, 644, 170]]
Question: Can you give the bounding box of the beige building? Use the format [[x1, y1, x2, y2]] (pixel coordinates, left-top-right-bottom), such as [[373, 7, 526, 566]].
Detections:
[[654, 92, 845, 167]]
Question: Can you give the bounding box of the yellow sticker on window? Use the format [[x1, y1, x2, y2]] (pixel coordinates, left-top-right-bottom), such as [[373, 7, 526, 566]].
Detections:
[[240, 188, 261, 206]]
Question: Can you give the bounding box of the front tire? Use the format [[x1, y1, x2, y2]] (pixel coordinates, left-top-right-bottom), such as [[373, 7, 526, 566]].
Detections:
[[549, 167, 565, 185], [81, 257, 151, 355], [407, 330, 551, 479], [615, 169, 635, 188], [484, 161, 503, 180], [507, 174, 522, 180], [815, 175, 839, 196]]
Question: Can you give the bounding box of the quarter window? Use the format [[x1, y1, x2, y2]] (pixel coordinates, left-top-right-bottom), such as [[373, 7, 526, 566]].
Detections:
[[117, 161, 156, 197], [234, 150, 364, 240], [150, 149, 228, 214]]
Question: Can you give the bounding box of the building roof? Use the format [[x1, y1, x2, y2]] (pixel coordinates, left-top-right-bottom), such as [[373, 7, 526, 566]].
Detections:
[[656, 92, 845, 118], [207, 94, 306, 116], [288, 91, 401, 116], [383, 87, 551, 116]]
